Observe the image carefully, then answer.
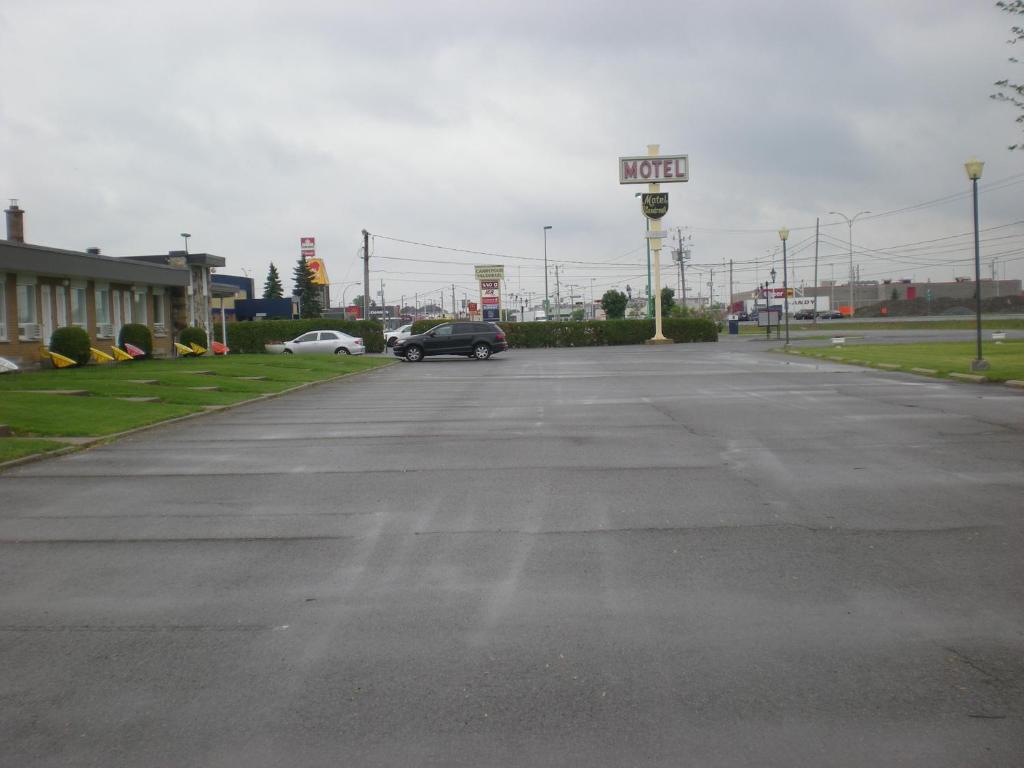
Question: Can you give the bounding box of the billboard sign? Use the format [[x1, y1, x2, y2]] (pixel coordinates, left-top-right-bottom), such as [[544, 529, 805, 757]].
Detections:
[[619, 154, 689, 184], [474, 265, 505, 281], [300, 236, 316, 259], [306, 257, 329, 286]]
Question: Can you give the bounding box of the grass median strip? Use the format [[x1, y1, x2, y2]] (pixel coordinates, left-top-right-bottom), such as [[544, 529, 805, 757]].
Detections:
[[789, 340, 1024, 382], [0, 438, 70, 463], [0, 354, 394, 448], [739, 318, 1024, 335]]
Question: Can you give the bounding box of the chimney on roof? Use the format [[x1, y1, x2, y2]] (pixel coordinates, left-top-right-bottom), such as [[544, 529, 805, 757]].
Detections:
[[5, 199, 24, 243]]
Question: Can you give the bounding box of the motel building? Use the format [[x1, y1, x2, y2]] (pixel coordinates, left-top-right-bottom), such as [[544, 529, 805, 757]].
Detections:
[[1, 202, 230, 368]]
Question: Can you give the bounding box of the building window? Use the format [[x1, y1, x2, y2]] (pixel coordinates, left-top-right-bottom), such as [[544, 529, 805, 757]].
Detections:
[[55, 285, 68, 327], [152, 291, 166, 335], [95, 283, 112, 337], [70, 284, 88, 327], [0, 278, 7, 341], [17, 275, 39, 340], [133, 289, 148, 325]]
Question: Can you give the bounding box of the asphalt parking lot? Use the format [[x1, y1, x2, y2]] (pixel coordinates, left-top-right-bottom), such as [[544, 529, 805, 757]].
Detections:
[[2, 344, 1023, 767]]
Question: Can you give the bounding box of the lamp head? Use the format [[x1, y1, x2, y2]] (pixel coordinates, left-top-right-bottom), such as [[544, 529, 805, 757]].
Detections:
[[964, 158, 984, 181], [543, 225, 553, 231], [770, 268, 777, 282], [778, 227, 789, 242]]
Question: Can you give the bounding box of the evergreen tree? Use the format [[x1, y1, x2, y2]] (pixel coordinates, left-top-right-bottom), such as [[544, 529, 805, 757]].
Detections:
[[292, 256, 322, 319], [263, 263, 284, 299]]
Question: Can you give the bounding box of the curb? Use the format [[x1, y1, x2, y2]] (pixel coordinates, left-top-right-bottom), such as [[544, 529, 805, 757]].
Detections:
[[0, 360, 397, 473]]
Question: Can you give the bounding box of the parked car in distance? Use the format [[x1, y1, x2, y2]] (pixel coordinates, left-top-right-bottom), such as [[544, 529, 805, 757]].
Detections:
[[736, 311, 751, 321], [384, 324, 413, 347], [283, 330, 365, 355], [393, 321, 508, 362], [816, 310, 844, 319], [793, 309, 816, 320]]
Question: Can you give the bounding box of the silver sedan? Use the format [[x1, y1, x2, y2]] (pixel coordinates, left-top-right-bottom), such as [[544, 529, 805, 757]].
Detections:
[[282, 330, 365, 355]]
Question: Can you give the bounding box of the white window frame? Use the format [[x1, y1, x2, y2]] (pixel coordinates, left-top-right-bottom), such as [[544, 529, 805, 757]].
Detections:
[[0, 275, 7, 341], [152, 290, 167, 336], [16, 274, 39, 340], [132, 287, 147, 326], [94, 282, 112, 337], [70, 280, 88, 328], [55, 284, 68, 328]]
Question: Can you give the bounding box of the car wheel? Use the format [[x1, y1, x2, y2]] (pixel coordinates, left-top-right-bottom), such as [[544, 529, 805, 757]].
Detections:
[[283, 349, 294, 354], [334, 347, 350, 355], [472, 343, 492, 360], [405, 345, 424, 362]]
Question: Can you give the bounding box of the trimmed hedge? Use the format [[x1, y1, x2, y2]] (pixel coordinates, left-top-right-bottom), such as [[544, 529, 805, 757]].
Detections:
[[49, 326, 92, 366], [118, 323, 153, 357], [409, 318, 717, 347], [179, 326, 208, 349], [226, 319, 386, 354]]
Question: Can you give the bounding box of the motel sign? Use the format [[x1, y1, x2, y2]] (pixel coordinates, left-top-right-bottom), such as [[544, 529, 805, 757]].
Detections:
[[618, 154, 689, 184]]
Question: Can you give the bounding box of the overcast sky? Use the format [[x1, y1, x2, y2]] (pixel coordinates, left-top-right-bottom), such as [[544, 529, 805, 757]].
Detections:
[[3, 0, 1023, 309]]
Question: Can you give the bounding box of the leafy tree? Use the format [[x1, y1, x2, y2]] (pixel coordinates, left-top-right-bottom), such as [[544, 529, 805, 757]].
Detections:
[[992, 0, 1024, 150], [292, 256, 322, 319], [263, 263, 284, 299], [661, 287, 676, 314], [571, 308, 585, 321], [601, 289, 628, 320]]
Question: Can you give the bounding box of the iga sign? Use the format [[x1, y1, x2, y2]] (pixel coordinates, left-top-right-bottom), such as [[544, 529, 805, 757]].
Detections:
[[619, 155, 689, 184]]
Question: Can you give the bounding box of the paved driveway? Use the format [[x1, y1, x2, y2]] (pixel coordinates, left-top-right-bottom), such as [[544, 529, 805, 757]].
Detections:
[[2, 346, 1023, 766]]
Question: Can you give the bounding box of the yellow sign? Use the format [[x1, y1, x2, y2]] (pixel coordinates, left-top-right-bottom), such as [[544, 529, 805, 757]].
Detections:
[[474, 264, 504, 281], [307, 257, 330, 286]]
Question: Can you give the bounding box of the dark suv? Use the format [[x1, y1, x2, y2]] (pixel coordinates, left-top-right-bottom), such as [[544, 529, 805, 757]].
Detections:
[[393, 322, 508, 362]]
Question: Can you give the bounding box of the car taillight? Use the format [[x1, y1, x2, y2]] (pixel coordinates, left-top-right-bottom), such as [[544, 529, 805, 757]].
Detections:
[[355, 338, 363, 345], [495, 332, 505, 341]]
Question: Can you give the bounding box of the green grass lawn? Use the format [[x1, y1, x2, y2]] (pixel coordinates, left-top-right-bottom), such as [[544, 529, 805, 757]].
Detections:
[[0, 438, 69, 463], [791, 340, 1024, 381], [0, 353, 394, 441], [739, 318, 1024, 335]]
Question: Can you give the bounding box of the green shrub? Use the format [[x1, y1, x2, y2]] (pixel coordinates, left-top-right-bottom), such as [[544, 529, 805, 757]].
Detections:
[[225, 319, 386, 354], [49, 326, 91, 366], [178, 326, 208, 349], [118, 323, 153, 356], [408, 318, 717, 348]]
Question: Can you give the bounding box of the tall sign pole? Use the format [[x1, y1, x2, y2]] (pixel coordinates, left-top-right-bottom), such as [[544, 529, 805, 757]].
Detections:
[[619, 147, 688, 344]]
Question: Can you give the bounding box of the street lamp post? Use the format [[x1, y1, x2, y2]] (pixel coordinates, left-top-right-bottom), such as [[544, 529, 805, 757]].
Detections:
[[180, 233, 191, 254], [779, 227, 791, 346], [828, 210, 870, 318], [965, 158, 988, 371], [543, 226, 553, 317]]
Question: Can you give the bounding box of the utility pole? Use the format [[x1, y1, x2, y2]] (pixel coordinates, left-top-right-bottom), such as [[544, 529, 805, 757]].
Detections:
[[379, 279, 385, 324], [554, 265, 561, 321], [451, 284, 456, 319], [362, 229, 370, 323], [813, 218, 820, 326], [708, 268, 714, 311], [729, 259, 734, 313]]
